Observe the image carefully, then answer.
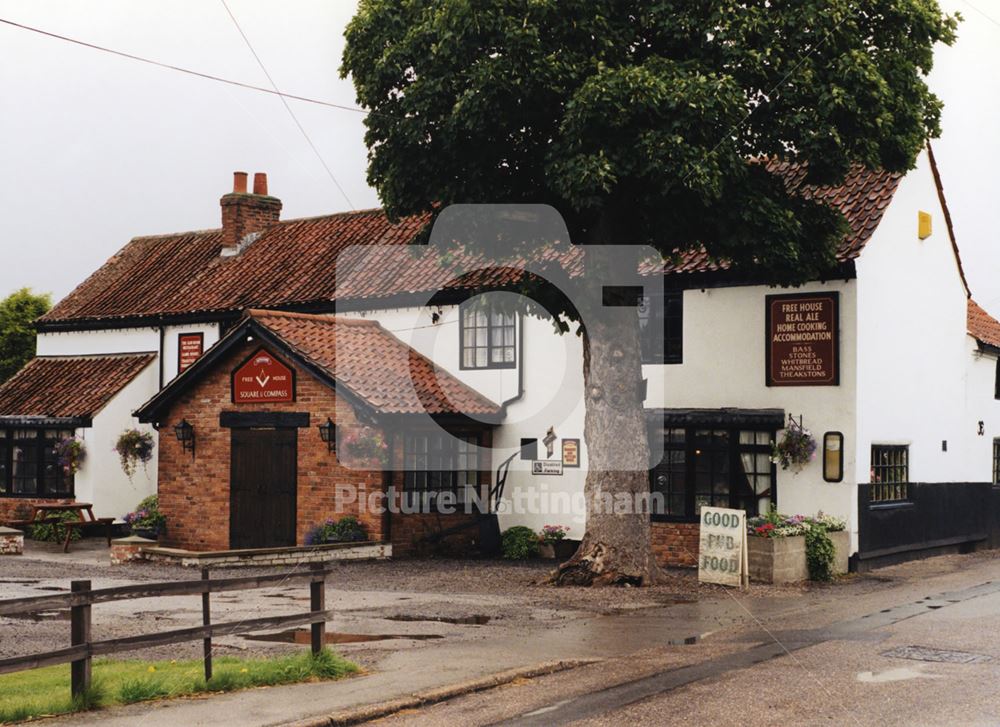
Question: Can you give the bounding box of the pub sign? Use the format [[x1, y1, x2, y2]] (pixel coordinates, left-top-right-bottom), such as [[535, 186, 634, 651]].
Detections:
[[232, 348, 296, 403], [177, 332, 204, 373], [765, 292, 839, 387]]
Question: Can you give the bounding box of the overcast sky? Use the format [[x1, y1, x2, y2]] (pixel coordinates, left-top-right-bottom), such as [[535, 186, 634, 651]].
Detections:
[[1, 1, 998, 310]]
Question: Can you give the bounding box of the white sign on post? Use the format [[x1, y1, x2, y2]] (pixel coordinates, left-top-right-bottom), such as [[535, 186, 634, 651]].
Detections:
[[697, 507, 748, 588]]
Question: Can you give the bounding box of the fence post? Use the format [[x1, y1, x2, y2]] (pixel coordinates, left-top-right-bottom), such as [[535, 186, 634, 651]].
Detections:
[[309, 562, 325, 655], [201, 567, 212, 682], [70, 580, 91, 699]]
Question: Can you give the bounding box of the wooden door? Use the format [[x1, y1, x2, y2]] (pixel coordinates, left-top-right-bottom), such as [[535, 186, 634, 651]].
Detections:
[[230, 428, 297, 549]]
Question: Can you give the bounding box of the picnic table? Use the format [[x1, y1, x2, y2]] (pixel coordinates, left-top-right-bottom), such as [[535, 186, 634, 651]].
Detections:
[[2, 503, 114, 553]]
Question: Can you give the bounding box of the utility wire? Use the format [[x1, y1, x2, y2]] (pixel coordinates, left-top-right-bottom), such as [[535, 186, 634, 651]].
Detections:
[[219, 0, 355, 210], [0, 15, 374, 116]]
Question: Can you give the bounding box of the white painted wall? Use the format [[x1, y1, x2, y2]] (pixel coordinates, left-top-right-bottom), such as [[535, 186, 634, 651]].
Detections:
[[963, 343, 1000, 483], [72, 358, 159, 519], [652, 281, 859, 534], [37, 327, 159, 357], [855, 149, 980, 486]]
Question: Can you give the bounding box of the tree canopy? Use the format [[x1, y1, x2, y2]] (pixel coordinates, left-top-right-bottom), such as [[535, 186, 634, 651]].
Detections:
[[0, 288, 50, 384], [343, 0, 957, 284]]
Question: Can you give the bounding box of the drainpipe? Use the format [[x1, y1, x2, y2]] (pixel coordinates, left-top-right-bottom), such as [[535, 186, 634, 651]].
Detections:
[[499, 312, 525, 415], [157, 325, 165, 390]]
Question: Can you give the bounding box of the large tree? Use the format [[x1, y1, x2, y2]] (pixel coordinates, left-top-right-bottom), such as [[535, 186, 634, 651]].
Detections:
[[0, 288, 50, 384], [342, 1, 957, 585]]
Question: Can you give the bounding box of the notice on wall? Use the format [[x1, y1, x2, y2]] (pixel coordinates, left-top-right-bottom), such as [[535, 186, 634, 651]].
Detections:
[[177, 333, 204, 373], [531, 460, 563, 476], [765, 292, 839, 387], [232, 348, 295, 403], [698, 507, 748, 588]]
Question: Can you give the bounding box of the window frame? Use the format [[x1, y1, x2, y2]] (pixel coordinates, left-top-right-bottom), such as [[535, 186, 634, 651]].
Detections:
[[459, 300, 517, 371], [402, 431, 482, 502], [0, 428, 75, 498], [649, 425, 776, 522], [639, 291, 683, 365], [994, 358, 1000, 400], [870, 444, 909, 502]]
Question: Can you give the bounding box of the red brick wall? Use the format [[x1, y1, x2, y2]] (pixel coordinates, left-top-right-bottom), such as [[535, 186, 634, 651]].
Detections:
[[156, 339, 382, 551], [651, 522, 700, 567], [220, 193, 281, 250]]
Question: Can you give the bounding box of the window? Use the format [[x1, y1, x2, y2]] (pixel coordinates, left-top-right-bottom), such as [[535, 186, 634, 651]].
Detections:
[[639, 291, 683, 364], [403, 432, 480, 501], [995, 359, 1000, 400], [460, 301, 516, 369], [993, 439, 1000, 485], [649, 426, 774, 520], [870, 444, 908, 502], [0, 429, 74, 497]]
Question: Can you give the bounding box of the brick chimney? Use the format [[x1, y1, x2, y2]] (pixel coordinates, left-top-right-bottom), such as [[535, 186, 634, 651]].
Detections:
[[220, 171, 281, 253]]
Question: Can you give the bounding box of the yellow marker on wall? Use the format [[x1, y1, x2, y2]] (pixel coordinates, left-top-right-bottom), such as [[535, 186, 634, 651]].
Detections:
[[918, 210, 932, 239]]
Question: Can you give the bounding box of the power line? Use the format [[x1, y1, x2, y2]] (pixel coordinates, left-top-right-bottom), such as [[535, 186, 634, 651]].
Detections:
[[219, 0, 355, 210], [0, 15, 373, 116], [960, 0, 1000, 31]]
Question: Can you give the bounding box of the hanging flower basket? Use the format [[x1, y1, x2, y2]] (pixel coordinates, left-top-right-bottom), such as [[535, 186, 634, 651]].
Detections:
[[115, 428, 155, 481], [770, 417, 816, 472], [340, 426, 388, 468], [54, 435, 87, 475]]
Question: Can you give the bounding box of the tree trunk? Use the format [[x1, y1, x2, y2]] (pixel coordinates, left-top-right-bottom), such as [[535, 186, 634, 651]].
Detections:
[[554, 242, 664, 586]]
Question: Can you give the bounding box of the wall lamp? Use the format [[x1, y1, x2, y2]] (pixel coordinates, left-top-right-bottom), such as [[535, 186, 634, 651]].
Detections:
[[318, 417, 336, 452], [174, 419, 195, 455]]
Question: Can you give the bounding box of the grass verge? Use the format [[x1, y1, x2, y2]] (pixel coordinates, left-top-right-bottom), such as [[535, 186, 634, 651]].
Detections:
[[0, 649, 358, 724]]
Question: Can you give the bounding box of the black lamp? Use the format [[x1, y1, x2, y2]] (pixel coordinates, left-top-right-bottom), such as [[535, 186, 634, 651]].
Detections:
[[318, 417, 336, 452], [174, 419, 195, 455]]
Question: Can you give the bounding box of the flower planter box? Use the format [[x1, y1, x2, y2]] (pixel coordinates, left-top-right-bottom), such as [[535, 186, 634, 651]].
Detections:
[[748, 535, 808, 584], [538, 539, 579, 560], [829, 530, 849, 575]]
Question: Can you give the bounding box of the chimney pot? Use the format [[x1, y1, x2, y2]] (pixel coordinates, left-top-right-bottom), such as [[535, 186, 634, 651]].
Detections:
[[233, 171, 248, 194], [253, 172, 268, 196]]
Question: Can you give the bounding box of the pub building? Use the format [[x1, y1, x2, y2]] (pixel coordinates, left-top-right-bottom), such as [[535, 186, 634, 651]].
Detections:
[[2, 148, 1000, 568]]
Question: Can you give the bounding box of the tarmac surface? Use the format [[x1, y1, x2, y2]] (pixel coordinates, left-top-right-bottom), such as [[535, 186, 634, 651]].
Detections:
[[5, 540, 1000, 725]]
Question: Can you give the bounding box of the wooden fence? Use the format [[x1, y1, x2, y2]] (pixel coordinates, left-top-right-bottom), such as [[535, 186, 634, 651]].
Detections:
[[0, 562, 329, 697]]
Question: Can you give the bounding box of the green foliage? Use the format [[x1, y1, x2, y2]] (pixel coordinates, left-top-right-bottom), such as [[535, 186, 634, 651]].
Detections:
[[124, 494, 166, 535], [305, 515, 367, 545], [0, 651, 358, 723], [342, 1, 958, 287], [0, 288, 50, 384], [805, 526, 837, 582], [30, 510, 82, 543], [501, 526, 539, 559]]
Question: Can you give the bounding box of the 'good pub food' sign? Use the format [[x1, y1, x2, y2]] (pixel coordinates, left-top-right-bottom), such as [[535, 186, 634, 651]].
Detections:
[[698, 507, 748, 588], [765, 292, 839, 387]]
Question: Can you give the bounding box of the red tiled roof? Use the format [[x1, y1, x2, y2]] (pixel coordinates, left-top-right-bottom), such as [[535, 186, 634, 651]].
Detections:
[[0, 354, 155, 419], [41, 163, 903, 325], [662, 161, 903, 275], [247, 309, 500, 416], [967, 300, 1000, 350]]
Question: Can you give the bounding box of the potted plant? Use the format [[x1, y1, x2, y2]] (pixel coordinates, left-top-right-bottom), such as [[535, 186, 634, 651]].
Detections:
[[537, 524, 573, 559], [305, 516, 367, 545], [115, 428, 155, 481], [124, 495, 166, 540], [770, 417, 816, 473], [54, 435, 87, 475]]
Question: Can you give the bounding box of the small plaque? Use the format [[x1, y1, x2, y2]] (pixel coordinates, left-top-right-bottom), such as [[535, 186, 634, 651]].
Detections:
[[561, 439, 580, 468], [177, 332, 204, 373], [531, 460, 563, 476]]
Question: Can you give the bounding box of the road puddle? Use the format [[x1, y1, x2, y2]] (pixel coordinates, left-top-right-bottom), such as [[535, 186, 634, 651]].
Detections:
[[244, 629, 445, 644], [856, 667, 942, 683], [385, 614, 491, 625]]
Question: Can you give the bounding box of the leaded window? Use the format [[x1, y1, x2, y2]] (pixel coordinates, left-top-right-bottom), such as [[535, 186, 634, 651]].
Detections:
[[460, 301, 516, 369], [403, 432, 480, 500], [0, 429, 74, 497]]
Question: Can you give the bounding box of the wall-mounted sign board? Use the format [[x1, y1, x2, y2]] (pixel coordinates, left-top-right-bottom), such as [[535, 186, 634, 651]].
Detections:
[[698, 507, 748, 588], [531, 460, 563, 476], [765, 292, 839, 387], [232, 348, 295, 403], [177, 332, 204, 373], [561, 439, 580, 468]]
